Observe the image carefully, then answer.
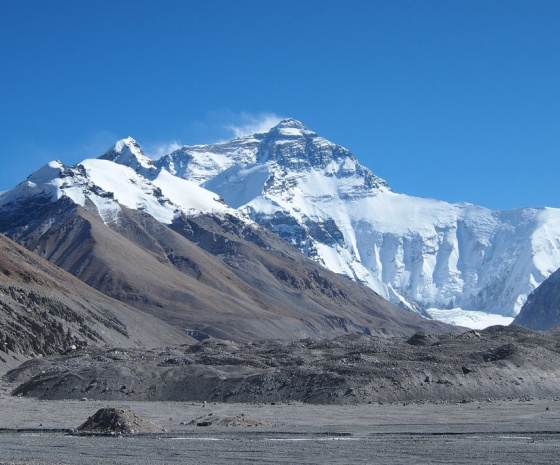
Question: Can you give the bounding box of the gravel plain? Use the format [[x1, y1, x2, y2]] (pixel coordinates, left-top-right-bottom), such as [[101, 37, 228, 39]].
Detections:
[[2, 377, 560, 465], [4, 325, 560, 464]]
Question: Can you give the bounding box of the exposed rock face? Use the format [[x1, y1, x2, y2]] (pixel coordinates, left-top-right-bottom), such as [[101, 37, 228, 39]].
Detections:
[[513, 268, 560, 330], [77, 407, 164, 434], [8, 326, 560, 404], [0, 233, 189, 374], [99, 137, 158, 179]]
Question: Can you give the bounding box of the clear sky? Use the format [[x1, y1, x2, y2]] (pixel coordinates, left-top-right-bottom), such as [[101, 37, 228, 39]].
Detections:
[[1, 0, 559, 209]]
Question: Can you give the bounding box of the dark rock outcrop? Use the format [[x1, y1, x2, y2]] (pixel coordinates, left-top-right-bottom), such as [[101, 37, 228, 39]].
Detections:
[[513, 268, 560, 331]]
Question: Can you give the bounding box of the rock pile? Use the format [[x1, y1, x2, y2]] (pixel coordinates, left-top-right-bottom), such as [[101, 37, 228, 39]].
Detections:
[[187, 412, 274, 428], [77, 407, 165, 434]]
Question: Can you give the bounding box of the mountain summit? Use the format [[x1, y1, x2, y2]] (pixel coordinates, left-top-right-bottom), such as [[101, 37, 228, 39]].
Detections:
[[155, 119, 388, 202], [144, 120, 560, 322], [100, 136, 157, 178], [268, 117, 310, 131]]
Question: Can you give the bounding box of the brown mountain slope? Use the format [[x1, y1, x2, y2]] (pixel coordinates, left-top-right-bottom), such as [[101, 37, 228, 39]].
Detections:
[[0, 232, 190, 374], [2, 197, 456, 341]]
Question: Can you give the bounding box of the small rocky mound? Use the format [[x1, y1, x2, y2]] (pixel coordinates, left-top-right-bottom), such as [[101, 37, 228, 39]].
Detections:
[[77, 407, 164, 434], [187, 413, 274, 428], [407, 331, 439, 346]]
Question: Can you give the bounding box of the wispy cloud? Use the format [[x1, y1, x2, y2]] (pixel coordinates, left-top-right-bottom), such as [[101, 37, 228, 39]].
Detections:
[[224, 112, 284, 138], [133, 111, 284, 160], [181, 110, 284, 145], [144, 140, 183, 160], [74, 131, 119, 159]]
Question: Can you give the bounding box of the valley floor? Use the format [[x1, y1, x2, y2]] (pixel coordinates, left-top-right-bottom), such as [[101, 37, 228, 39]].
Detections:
[[1, 380, 560, 464]]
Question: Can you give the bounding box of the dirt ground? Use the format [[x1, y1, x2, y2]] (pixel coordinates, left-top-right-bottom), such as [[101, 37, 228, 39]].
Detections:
[[1, 378, 560, 464]]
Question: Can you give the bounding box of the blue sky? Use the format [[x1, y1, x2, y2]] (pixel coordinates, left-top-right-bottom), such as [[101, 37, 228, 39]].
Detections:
[[1, 0, 559, 209]]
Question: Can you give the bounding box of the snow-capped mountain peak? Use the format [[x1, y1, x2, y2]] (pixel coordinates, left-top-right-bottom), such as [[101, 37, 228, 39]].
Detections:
[[100, 137, 157, 177], [26, 160, 66, 183], [149, 119, 560, 321], [272, 117, 306, 129], [149, 119, 389, 198], [267, 118, 316, 138]]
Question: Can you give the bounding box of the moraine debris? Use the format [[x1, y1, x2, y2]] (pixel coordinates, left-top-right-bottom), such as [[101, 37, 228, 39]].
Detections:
[[76, 407, 165, 435]]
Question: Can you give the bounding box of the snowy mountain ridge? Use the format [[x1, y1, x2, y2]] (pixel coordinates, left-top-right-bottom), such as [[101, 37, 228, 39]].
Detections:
[[2, 118, 560, 326], [0, 157, 232, 228]]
